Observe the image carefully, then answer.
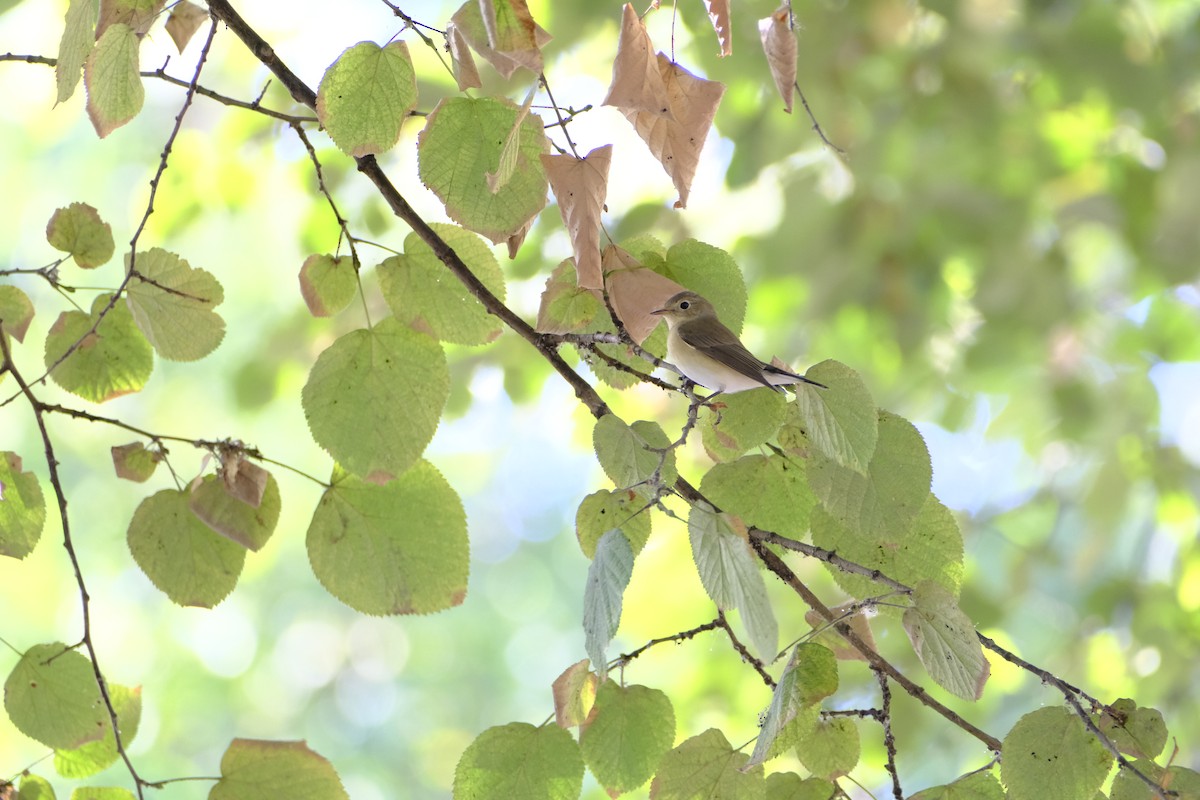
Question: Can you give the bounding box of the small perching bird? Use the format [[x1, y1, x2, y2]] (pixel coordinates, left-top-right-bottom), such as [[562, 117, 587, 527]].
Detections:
[[651, 290, 825, 394]]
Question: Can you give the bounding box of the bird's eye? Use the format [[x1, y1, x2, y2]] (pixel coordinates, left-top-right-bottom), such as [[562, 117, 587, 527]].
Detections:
[[679, 301, 690, 310]]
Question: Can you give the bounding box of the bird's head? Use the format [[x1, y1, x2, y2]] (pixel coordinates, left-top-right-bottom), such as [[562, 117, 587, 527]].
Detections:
[[651, 291, 715, 324]]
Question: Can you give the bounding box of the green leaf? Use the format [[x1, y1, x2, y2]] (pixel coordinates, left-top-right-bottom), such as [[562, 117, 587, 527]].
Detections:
[[1097, 699, 1167, 760], [592, 415, 677, 498], [902, 581, 990, 701], [650, 728, 765, 800], [748, 644, 837, 767], [299, 254, 357, 318], [580, 682, 675, 794], [783, 359, 877, 471], [307, 461, 468, 615], [792, 712, 859, 780], [0, 452, 46, 560], [688, 504, 777, 659], [812, 492, 963, 599], [316, 40, 417, 157], [0, 284, 35, 343], [551, 660, 597, 729], [69, 788, 136, 800], [125, 248, 225, 361], [699, 453, 816, 538], [54, 684, 142, 778], [910, 771, 1005, 800], [699, 388, 788, 462], [56, 0, 97, 103], [764, 772, 836, 800], [84, 23, 143, 138], [46, 203, 113, 268], [575, 488, 651, 558], [808, 410, 931, 539], [18, 773, 57, 800], [212, 739, 348, 800], [126, 489, 246, 608], [644, 238, 748, 333], [453, 722, 584, 800], [188, 472, 281, 552], [44, 294, 154, 403], [301, 317, 448, 482], [378, 223, 506, 345], [1110, 760, 1200, 800], [583, 529, 634, 672], [110, 442, 160, 483], [535, 259, 602, 334], [418, 96, 549, 244], [1002, 707, 1114, 800], [3, 643, 106, 751]]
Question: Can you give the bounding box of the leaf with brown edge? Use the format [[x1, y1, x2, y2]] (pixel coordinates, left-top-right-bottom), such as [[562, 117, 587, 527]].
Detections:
[[621, 56, 725, 208], [446, 23, 481, 91], [602, 3, 673, 119], [552, 659, 598, 729], [541, 145, 612, 290], [164, 1, 207, 53], [603, 245, 685, 344], [450, 0, 551, 79], [97, 0, 165, 39], [704, 0, 732, 56], [759, 5, 797, 113], [111, 442, 161, 483]]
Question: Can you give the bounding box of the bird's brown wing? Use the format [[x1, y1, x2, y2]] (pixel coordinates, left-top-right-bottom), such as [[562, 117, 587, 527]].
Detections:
[[676, 319, 777, 389]]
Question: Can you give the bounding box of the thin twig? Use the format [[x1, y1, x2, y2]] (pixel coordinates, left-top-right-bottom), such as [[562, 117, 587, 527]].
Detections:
[[875, 668, 903, 800], [0, 330, 146, 799]]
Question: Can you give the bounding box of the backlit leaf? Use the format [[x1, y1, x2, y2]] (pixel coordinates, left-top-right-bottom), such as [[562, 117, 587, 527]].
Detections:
[[316, 40, 417, 158], [3, 643, 106, 751], [125, 248, 225, 361], [0, 452, 46, 560], [127, 489, 246, 607], [46, 203, 114, 268], [307, 461, 468, 615], [301, 317, 448, 483], [418, 96, 549, 244], [84, 23, 144, 138], [44, 294, 154, 403], [378, 223, 505, 346], [453, 723, 583, 800], [212, 739, 348, 800]]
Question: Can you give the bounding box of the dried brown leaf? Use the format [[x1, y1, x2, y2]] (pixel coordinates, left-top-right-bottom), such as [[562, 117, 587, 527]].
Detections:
[[541, 144, 612, 290], [223, 458, 269, 508], [506, 217, 533, 259], [621, 55, 725, 208], [603, 245, 686, 344], [164, 0, 207, 53], [705, 0, 733, 57], [446, 23, 482, 91], [601, 3, 673, 119], [759, 5, 796, 113]]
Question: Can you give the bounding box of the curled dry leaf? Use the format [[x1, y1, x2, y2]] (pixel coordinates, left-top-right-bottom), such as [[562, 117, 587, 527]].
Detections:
[[759, 5, 797, 113], [602, 3, 673, 119], [621, 56, 725, 208], [602, 245, 685, 344], [541, 145, 613, 290], [705, 0, 733, 57], [446, 24, 482, 91]]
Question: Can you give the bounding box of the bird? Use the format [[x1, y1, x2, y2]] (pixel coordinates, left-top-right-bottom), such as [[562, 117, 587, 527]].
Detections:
[[650, 290, 826, 394]]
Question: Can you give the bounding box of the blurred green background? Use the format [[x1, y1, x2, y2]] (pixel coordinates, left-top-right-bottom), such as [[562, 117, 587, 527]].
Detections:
[[2, 0, 1199, 797]]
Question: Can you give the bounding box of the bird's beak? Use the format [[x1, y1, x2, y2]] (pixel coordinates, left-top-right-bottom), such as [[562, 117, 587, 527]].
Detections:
[[650, 307, 668, 316]]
